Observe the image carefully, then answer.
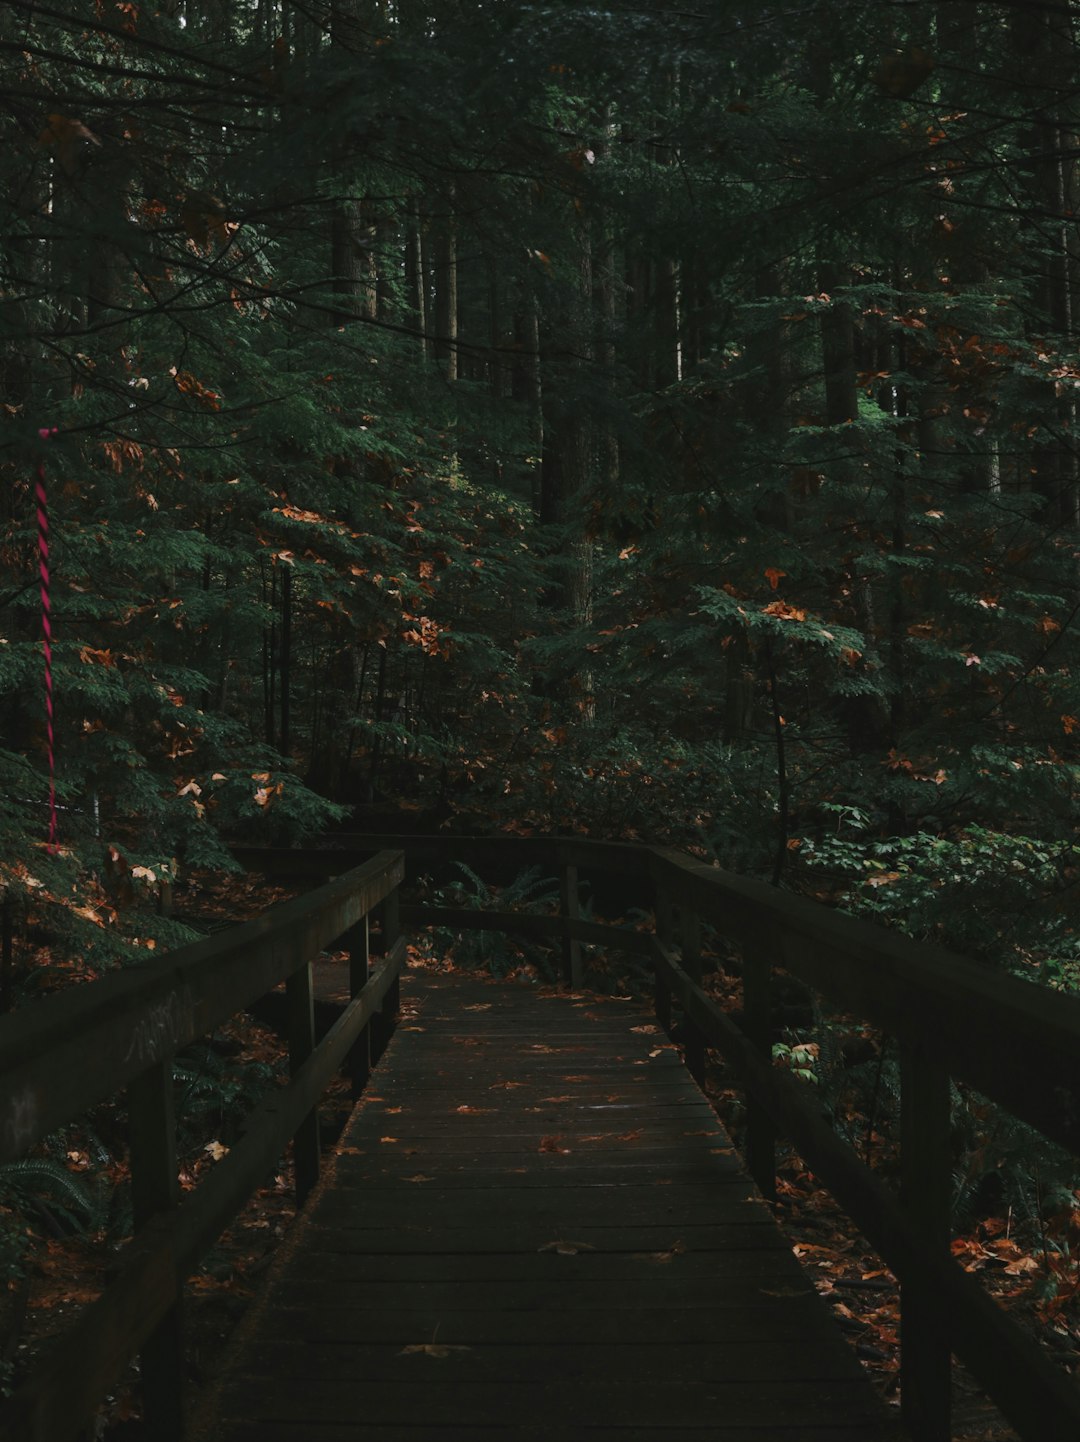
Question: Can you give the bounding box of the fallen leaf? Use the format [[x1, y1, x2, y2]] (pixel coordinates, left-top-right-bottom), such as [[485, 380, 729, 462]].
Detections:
[[637, 1240, 686, 1265], [399, 1344, 472, 1359]]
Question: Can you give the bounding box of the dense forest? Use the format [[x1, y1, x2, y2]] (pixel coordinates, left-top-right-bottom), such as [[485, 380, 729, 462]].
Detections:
[[4, 0, 1080, 982], [4, 2, 1080, 1432]]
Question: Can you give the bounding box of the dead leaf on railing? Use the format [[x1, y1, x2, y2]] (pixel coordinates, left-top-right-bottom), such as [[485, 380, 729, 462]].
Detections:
[[635, 1240, 686, 1265], [399, 1344, 472, 1359]]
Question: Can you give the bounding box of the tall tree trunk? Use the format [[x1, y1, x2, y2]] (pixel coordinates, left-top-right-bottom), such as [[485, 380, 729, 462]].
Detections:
[[404, 196, 427, 359], [434, 187, 458, 381], [280, 566, 292, 758]]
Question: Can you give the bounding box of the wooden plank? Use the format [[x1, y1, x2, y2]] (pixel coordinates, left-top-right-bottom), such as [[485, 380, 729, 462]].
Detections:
[[228, 1337, 871, 1383], [217, 1422, 896, 1442], [251, 1300, 849, 1346], [265, 1249, 817, 1285], [203, 967, 896, 1442], [297, 1221, 786, 1254], [217, 1375, 888, 1429]]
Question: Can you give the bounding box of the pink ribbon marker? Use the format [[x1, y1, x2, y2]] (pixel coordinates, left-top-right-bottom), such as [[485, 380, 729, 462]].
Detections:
[[36, 427, 58, 853]]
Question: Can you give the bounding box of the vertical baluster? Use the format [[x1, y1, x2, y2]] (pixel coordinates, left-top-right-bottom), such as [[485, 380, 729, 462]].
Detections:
[[900, 1042, 952, 1442], [346, 915, 370, 1097], [287, 960, 319, 1206], [383, 884, 402, 1031], [681, 909, 705, 1081], [370, 891, 399, 1066], [742, 953, 776, 1200], [561, 863, 582, 989], [654, 890, 674, 1033], [127, 1058, 183, 1440]]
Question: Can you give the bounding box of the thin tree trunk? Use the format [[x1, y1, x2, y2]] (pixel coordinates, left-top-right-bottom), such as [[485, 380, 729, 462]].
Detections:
[[280, 566, 292, 757], [434, 187, 458, 380], [404, 196, 427, 359]]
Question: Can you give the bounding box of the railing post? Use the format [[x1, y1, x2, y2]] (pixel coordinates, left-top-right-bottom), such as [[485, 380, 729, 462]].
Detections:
[[654, 890, 674, 1032], [742, 954, 776, 1201], [127, 1058, 184, 1440], [384, 884, 402, 1030], [900, 1042, 952, 1442], [1, 892, 13, 1014], [681, 909, 705, 1081], [370, 887, 401, 1066], [287, 960, 319, 1206], [346, 915, 370, 1097], [560, 862, 583, 989]]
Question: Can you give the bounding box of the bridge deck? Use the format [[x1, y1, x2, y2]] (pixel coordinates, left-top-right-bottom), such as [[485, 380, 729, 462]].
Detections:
[[201, 967, 902, 1441]]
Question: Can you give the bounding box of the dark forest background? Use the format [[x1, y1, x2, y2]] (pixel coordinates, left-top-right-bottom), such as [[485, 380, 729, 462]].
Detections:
[[4, 0, 1080, 988]]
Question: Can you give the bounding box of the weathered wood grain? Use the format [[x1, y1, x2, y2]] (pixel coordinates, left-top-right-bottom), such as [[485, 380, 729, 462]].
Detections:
[[200, 969, 897, 1442]]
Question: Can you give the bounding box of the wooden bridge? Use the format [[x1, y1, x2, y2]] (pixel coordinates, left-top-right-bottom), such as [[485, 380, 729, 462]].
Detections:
[[2, 836, 1080, 1442]]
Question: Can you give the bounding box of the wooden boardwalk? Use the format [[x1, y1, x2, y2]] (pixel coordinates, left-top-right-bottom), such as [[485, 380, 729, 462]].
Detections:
[[200, 967, 902, 1441]]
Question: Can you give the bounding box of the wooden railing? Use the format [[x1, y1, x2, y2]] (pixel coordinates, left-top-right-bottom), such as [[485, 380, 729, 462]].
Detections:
[[237, 832, 1080, 1442], [0, 850, 406, 1442]]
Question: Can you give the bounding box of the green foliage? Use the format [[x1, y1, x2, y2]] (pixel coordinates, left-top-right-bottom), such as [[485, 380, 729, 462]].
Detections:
[[173, 1044, 281, 1147], [797, 825, 1067, 964], [429, 863, 562, 979], [0, 1159, 102, 1235]]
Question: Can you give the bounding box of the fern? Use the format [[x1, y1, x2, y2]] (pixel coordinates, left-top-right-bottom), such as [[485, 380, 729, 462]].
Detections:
[[0, 1158, 101, 1231], [431, 863, 562, 979]]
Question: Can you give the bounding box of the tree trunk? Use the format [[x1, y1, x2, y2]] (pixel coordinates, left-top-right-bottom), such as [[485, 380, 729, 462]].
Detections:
[[434, 187, 458, 381]]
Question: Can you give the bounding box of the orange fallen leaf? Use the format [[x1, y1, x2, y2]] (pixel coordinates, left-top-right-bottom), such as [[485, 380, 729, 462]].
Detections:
[[399, 1344, 472, 1358], [637, 1240, 685, 1264]]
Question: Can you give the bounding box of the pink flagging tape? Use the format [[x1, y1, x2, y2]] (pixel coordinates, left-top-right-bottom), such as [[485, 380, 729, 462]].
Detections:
[[36, 427, 58, 853]]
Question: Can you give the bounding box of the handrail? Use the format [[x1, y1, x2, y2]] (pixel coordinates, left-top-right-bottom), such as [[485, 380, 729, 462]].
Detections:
[[245, 831, 1080, 1442], [0, 850, 406, 1442]]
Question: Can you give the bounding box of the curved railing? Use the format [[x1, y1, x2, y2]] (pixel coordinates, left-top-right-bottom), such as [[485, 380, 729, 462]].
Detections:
[[3, 832, 1080, 1442], [0, 851, 406, 1442], [238, 832, 1080, 1442]]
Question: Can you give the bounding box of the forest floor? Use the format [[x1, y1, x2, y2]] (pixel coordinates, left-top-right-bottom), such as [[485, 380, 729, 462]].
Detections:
[[2, 876, 1078, 1439]]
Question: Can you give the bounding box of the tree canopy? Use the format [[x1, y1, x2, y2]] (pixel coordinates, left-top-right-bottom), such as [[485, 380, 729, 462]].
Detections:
[[3, 0, 1080, 985]]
